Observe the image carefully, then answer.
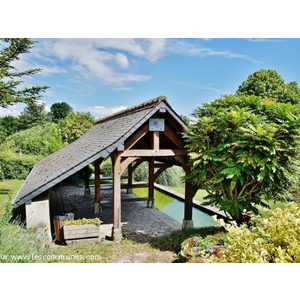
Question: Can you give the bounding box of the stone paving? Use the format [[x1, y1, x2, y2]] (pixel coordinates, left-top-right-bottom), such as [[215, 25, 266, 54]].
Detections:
[[58, 186, 181, 242]]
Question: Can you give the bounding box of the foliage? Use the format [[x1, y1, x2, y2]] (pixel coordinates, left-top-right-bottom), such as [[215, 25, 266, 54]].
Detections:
[[63, 218, 101, 226], [236, 69, 300, 104], [50, 102, 73, 122], [100, 158, 113, 177], [0, 151, 41, 179], [0, 181, 48, 263], [156, 166, 184, 187], [185, 95, 300, 223], [211, 203, 300, 263], [59, 112, 95, 144], [149, 227, 222, 253], [18, 101, 51, 130], [180, 114, 191, 126], [0, 38, 48, 108], [0, 116, 20, 143], [0, 122, 62, 156]]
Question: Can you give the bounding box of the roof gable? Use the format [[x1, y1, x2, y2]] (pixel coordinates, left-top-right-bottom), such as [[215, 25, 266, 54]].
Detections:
[[14, 96, 187, 208]]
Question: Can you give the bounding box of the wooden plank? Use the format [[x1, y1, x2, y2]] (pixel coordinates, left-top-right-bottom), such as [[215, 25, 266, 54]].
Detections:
[[121, 149, 187, 157], [63, 224, 100, 240]]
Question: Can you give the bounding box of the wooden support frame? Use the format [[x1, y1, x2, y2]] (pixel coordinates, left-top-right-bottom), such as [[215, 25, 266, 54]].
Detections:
[[125, 122, 149, 150], [154, 163, 173, 182], [148, 158, 155, 208], [121, 149, 187, 157], [163, 125, 185, 148], [94, 158, 103, 214], [111, 152, 122, 241]]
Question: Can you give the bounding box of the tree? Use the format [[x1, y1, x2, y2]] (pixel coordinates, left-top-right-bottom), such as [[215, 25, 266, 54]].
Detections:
[[185, 95, 300, 224], [18, 101, 51, 130], [236, 69, 300, 104], [50, 102, 73, 122], [59, 112, 95, 144], [0, 116, 20, 143], [0, 38, 48, 108]]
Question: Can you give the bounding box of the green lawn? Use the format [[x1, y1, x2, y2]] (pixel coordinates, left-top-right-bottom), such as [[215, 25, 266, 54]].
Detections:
[[0, 179, 24, 218], [165, 186, 208, 202]]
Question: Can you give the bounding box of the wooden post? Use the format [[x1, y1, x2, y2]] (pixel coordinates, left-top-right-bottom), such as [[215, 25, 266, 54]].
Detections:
[[127, 163, 133, 194], [148, 157, 155, 208], [183, 168, 195, 230], [111, 152, 122, 241], [94, 159, 101, 214], [84, 165, 91, 198]]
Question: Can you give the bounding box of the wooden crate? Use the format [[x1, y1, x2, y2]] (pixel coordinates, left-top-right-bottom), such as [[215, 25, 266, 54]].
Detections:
[[63, 224, 100, 240]]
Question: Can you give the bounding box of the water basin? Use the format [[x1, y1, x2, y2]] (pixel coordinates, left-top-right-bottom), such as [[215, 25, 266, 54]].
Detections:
[[134, 188, 218, 228]]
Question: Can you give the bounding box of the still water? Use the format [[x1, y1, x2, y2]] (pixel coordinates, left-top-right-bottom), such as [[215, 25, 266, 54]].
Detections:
[[135, 188, 218, 228]]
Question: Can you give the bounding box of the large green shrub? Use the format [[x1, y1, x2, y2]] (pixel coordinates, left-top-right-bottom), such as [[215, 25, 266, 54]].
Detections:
[[185, 95, 300, 223], [211, 203, 300, 263], [0, 151, 41, 179], [0, 122, 62, 156]]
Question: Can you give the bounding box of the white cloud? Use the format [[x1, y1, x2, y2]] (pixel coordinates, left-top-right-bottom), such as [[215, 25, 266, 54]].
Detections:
[[167, 40, 260, 63], [41, 39, 152, 86], [115, 53, 129, 69], [82, 105, 127, 118], [113, 87, 133, 91], [247, 38, 284, 43], [0, 103, 25, 117], [12, 52, 67, 76]]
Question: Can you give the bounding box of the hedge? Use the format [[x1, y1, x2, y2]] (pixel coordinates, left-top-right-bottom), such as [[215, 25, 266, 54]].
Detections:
[[0, 151, 41, 180]]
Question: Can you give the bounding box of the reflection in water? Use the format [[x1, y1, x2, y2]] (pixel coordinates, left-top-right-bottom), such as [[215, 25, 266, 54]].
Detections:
[[134, 188, 218, 228]]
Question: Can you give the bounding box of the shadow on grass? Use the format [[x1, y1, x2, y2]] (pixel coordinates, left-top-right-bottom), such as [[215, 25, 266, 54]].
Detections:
[[149, 226, 224, 254]]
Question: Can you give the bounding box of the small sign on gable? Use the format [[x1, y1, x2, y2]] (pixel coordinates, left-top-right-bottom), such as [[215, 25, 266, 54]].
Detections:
[[149, 118, 165, 131]]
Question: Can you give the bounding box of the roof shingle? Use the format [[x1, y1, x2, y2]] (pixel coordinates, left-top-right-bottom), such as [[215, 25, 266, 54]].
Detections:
[[14, 96, 178, 207]]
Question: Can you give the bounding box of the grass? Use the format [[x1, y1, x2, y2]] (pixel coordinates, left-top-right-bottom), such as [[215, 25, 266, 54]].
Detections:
[[0, 179, 24, 219], [2, 179, 299, 263], [165, 186, 208, 202]]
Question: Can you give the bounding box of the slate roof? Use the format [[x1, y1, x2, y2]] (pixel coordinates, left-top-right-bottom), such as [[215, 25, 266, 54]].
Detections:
[[14, 95, 187, 208]]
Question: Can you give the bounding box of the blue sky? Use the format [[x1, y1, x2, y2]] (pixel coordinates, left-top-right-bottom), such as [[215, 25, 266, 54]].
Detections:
[[2, 38, 300, 119]]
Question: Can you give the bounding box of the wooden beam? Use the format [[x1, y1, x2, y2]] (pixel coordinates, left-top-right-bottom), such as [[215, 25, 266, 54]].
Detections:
[[148, 158, 155, 208], [131, 158, 148, 172], [152, 131, 160, 150], [121, 149, 187, 157], [173, 156, 190, 173], [124, 122, 149, 150], [94, 158, 103, 210], [111, 152, 122, 239], [128, 162, 133, 187], [120, 157, 138, 175], [154, 164, 173, 182], [163, 125, 185, 148]]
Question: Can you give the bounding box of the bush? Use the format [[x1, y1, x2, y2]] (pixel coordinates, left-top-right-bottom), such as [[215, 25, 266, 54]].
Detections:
[[0, 122, 62, 156], [0, 151, 41, 180], [156, 166, 184, 187], [211, 203, 300, 263]]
